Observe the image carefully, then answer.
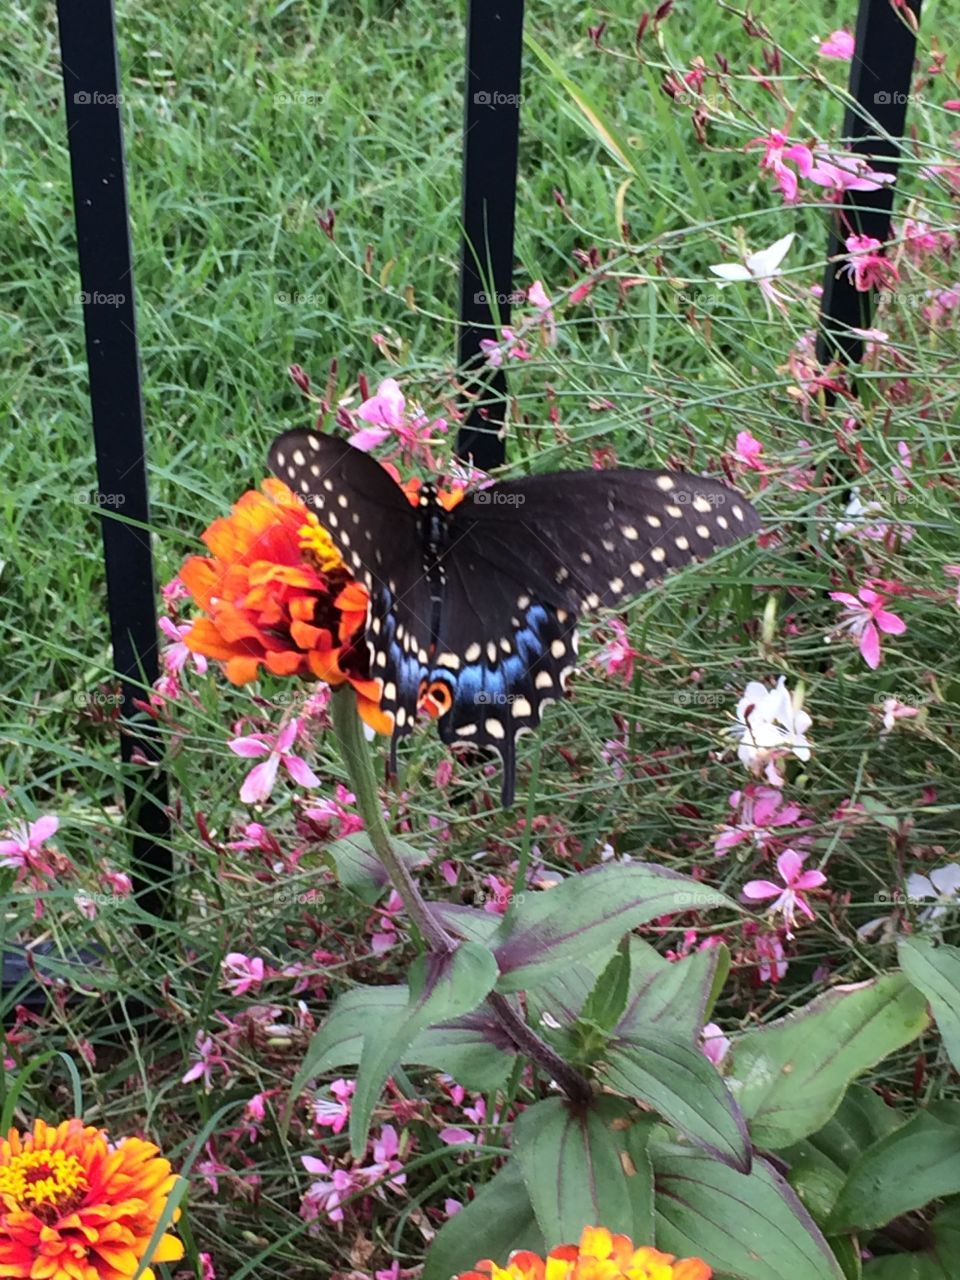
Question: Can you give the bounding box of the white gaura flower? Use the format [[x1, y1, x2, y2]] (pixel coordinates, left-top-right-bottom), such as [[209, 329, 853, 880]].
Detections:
[[709, 232, 795, 314], [728, 676, 812, 786], [906, 864, 960, 923]]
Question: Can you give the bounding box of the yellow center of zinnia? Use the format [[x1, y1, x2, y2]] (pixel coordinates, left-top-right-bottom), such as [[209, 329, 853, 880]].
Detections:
[[0, 1147, 88, 1210], [299, 519, 344, 571]]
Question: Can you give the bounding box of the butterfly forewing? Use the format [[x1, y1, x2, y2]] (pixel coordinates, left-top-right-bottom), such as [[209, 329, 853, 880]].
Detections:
[[451, 468, 762, 614], [267, 429, 432, 745]]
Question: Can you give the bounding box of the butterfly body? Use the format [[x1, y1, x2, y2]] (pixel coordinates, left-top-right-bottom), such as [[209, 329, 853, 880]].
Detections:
[[269, 430, 761, 806]]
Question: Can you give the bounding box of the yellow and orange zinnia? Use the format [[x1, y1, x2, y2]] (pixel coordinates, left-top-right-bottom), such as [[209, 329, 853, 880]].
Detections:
[[0, 1118, 184, 1280], [457, 1225, 711, 1280], [180, 477, 390, 732]]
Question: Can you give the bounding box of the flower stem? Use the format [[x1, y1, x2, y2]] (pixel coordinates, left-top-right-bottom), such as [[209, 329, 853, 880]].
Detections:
[[330, 687, 593, 1104], [330, 687, 451, 953]]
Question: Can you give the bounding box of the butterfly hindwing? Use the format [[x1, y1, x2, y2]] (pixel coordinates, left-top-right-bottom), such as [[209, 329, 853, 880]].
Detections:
[[423, 547, 579, 806], [267, 429, 432, 750]]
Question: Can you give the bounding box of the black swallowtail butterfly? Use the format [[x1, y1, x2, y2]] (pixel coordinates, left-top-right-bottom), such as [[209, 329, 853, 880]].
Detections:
[[268, 430, 761, 806]]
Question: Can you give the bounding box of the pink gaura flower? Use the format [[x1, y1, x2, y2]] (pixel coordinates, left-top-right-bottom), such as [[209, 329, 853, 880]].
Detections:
[[701, 1022, 731, 1066], [227, 821, 282, 855], [829, 585, 906, 669], [714, 784, 803, 857], [355, 376, 405, 434], [731, 429, 767, 472], [480, 327, 532, 368], [756, 931, 788, 983], [843, 235, 900, 291], [747, 129, 804, 202], [528, 280, 557, 345], [528, 280, 552, 310], [351, 376, 448, 462], [304, 783, 364, 837], [595, 617, 639, 685], [222, 952, 266, 995], [743, 849, 827, 937], [371, 889, 405, 954], [361, 1125, 407, 1196], [161, 575, 189, 605], [748, 129, 894, 204], [880, 697, 918, 735], [101, 867, 133, 897], [0, 815, 60, 878], [182, 1031, 229, 1090], [817, 29, 854, 60], [799, 151, 895, 197], [481, 874, 513, 915], [439, 1125, 476, 1146], [892, 439, 912, 486], [159, 614, 208, 675], [898, 218, 944, 262], [300, 1156, 359, 1225], [313, 1078, 355, 1134], [229, 718, 320, 803]]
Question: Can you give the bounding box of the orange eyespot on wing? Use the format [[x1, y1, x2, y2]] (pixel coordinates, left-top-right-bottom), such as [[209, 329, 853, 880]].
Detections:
[[418, 677, 454, 720]]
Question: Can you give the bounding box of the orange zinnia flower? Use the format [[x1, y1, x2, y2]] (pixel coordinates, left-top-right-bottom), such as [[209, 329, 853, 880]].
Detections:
[[180, 478, 390, 733], [457, 1226, 711, 1280], [0, 1118, 184, 1280]]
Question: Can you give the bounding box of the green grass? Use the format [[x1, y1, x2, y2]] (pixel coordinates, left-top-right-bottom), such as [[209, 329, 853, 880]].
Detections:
[[3, 0, 960, 1275]]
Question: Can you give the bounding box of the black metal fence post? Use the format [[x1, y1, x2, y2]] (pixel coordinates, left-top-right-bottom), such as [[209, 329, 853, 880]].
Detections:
[[56, 0, 172, 924], [816, 0, 923, 366], [456, 0, 526, 470]]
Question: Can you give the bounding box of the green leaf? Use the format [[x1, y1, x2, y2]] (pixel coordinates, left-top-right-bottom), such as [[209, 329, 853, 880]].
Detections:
[[828, 1111, 960, 1233], [422, 1160, 544, 1280], [580, 940, 632, 1034], [604, 1035, 750, 1170], [652, 1141, 845, 1280], [491, 863, 732, 993], [512, 1098, 635, 1246], [616, 938, 726, 1043], [726, 976, 930, 1150], [863, 1261, 946, 1279], [802, 1085, 906, 1172], [350, 942, 499, 1156], [593, 1098, 657, 1243], [781, 1085, 905, 1225], [828, 1235, 862, 1280], [325, 830, 427, 903], [786, 1148, 848, 1226], [526, 955, 608, 1032], [430, 902, 504, 944], [286, 984, 513, 1121], [899, 936, 960, 1072]]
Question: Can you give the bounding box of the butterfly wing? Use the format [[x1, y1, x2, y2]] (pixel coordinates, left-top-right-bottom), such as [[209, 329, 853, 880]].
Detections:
[[267, 430, 432, 760], [424, 467, 760, 805]]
